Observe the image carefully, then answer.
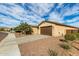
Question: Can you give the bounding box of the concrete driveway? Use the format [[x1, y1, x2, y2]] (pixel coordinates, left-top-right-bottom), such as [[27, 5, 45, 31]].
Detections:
[[0, 34, 50, 56], [0, 33, 20, 56], [16, 35, 51, 44]]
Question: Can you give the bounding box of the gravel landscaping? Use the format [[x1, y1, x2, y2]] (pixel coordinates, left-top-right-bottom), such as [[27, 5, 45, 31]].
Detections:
[[16, 35, 68, 56], [0, 32, 8, 42], [0, 33, 79, 56], [16, 35, 79, 56]]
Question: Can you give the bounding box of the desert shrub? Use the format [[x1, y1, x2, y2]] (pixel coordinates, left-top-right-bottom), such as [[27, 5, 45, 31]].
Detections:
[[75, 33, 79, 38], [64, 34, 76, 41], [48, 49, 58, 56], [60, 43, 70, 50]]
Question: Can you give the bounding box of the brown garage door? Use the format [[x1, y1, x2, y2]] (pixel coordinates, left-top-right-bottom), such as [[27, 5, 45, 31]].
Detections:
[[40, 26, 52, 36]]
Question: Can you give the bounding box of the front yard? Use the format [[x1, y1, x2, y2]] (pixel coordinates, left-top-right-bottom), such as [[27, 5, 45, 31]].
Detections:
[[15, 34, 79, 56], [14, 22, 79, 56]]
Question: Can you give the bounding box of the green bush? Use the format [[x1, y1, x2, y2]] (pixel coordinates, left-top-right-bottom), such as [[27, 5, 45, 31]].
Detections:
[[60, 43, 70, 50], [14, 22, 32, 34], [48, 49, 58, 56], [75, 33, 79, 38], [64, 34, 76, 41]]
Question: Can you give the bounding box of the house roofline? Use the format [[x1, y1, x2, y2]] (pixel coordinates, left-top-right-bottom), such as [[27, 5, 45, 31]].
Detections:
[[30, 20, 79, 29], [29, 25, 38, 28], [38, 21, 79, 29]]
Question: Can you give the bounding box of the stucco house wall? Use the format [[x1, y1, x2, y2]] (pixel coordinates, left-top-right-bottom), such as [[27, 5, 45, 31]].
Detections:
[[31, 21, 79, 37], [32, 27, 39, 35], [38, 22, 67, 37], [39, 22, 55, 35], [53, 24, 66, 37], [38, 22, 66, 37], [65, 26, 78, 30]]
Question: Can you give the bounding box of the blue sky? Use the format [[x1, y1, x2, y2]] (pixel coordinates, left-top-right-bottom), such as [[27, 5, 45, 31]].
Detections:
[[0, 3, 79, 27]]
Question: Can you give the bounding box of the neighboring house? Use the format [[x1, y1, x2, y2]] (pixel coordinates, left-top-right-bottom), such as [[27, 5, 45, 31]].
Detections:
[[31, 21, 79, 37]]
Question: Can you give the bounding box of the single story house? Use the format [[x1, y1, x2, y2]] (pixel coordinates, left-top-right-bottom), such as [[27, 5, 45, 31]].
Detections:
[[31, 21, 79, 37]]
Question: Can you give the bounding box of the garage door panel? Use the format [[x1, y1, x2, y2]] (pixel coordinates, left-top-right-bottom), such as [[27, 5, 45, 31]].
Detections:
[[40, 26, 52, 36]]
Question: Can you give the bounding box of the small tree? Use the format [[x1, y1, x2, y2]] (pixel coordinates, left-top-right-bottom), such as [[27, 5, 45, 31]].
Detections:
[[14, 22, 33, 34]]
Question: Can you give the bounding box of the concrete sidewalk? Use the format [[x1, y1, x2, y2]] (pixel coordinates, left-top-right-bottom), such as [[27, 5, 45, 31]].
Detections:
[[0, 33, 21, 56]]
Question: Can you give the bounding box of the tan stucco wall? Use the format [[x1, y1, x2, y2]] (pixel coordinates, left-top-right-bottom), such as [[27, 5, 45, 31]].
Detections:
[[53, 24, 66, 37], [39, 22, 55, 35], [32, 27, 39, 35], [52, 25, 78, 37], [32, 22, 78, 37], [38, 22, 67, 37], [65, 26, 78, 30]]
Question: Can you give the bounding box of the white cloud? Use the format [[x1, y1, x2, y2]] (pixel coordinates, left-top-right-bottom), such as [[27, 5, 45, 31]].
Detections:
[[66, 17, 79, 23], [61, 4, 79, 17], [27, 3, 54, 16], [0, 17, 20, 27], [68, 22, 79, 27], [0, 3, 79, 27]]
